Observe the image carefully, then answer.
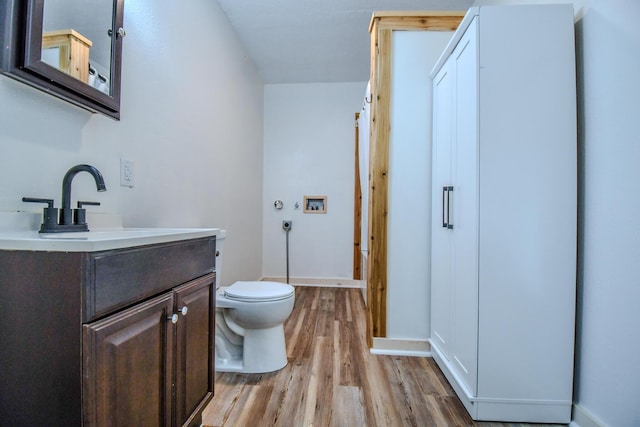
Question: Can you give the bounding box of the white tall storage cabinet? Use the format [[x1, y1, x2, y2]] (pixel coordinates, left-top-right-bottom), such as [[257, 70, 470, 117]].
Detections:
[[429, 5, 577, 423]]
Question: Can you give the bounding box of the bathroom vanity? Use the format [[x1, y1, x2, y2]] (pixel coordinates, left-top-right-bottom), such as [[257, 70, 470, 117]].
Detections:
[[0, 227, 220, 426]]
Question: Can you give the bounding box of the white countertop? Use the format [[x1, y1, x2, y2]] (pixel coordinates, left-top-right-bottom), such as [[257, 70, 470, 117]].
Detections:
[[0, 212, 225, 252]]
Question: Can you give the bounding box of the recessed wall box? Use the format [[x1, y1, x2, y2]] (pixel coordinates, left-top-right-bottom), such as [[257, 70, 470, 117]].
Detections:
[[303, 196, 327, 214]]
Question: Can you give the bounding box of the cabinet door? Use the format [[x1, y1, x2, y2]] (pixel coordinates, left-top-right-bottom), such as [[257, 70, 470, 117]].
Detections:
[[450, 17, 479, 396], [174, 273, 216, 427], [430, 62, 454, 359], [83, 293, 174, 427]]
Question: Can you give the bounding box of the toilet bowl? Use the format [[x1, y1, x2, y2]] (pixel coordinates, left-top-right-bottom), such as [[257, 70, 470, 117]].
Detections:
[[215, 281, 295, 373]]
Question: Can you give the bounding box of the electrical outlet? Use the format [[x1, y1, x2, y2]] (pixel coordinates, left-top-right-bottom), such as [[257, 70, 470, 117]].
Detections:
[[120, 158, 134, 187]]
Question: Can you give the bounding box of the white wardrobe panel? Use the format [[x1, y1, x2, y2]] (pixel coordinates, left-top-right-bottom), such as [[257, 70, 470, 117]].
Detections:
[[430, 5, 577, 423]]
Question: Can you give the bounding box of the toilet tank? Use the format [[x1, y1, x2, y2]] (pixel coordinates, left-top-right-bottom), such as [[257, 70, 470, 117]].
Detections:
[[215, 230, 227, 287]]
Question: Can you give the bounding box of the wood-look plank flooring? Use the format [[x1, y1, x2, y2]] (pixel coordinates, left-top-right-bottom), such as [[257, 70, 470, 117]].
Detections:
[[202, 287, 565, 427]]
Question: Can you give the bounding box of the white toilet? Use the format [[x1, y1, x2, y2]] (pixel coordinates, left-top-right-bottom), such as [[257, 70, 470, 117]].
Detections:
[[214, 235, 295, 373]]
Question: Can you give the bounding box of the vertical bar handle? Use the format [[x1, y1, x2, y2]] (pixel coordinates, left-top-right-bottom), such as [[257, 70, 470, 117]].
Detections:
[[447, 186, 454, 229], [442, 186, 448, 228]]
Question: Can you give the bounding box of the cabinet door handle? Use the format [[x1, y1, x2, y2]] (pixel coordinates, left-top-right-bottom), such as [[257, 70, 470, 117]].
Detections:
[[442, 186, 448, 228], [447, 186, 454, 230], [168, 306, 188, 324]]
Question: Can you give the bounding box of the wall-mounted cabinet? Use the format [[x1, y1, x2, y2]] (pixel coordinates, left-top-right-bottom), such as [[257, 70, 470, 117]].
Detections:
[[0, 0, 125, 119]]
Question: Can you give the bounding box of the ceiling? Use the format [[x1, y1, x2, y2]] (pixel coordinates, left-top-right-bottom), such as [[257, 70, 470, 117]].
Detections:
[[216, 0, 474, 84]]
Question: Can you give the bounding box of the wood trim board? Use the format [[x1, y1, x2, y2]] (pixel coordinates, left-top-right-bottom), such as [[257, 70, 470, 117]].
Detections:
[[365, 12, 465, 346]]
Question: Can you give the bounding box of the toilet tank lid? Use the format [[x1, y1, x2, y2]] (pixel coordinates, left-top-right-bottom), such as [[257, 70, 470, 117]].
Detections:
[[224, 281, 294, 300]]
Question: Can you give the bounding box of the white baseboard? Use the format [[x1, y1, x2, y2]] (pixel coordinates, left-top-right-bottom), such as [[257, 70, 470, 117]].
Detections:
[[261, 277, 365, 288], [570, 402, 607, 427], [370, 338, 431, 357]]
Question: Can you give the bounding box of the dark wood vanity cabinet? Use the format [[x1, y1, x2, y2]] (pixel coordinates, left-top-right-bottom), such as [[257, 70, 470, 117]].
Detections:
[[0, 237, 216, 427], [174, 276, 216, 426], [83, 273, 215, 427], [83, 292, 176, 427]]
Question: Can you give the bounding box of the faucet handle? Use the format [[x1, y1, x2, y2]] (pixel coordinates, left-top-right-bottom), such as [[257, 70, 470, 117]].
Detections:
[[22, 197, 59, 229], [77, 201, 101, 208], [22, 197, 55, 208], [75, 201, 101, 226]]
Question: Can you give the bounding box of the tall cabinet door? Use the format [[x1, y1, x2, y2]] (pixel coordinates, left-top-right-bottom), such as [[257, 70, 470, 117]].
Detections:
[[83, 293, 174, 427], [174, 273, 216, 427], [430, 61, 454, 359], [430, 6, 576, 421], [450, 17, 479, 396]]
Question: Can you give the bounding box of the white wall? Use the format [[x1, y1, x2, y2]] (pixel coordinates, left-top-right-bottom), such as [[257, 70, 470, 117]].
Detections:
[[262, 82, 365, 281], [0, 0, 264, 287], [468, 2, 639, 426], [386, 31, 454, 340]]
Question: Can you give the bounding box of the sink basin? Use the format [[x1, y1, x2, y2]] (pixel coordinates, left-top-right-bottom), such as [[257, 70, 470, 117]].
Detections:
[[0, 227, 225, 252]]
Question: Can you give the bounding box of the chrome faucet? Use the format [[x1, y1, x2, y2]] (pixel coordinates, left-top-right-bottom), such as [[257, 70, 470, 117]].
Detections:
[[22, 164, 107, 232], [60, 164, 107, 225]]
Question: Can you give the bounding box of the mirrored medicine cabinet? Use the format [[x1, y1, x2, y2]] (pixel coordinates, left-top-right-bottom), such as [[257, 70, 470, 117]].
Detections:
[[0, 0, 125, 120]]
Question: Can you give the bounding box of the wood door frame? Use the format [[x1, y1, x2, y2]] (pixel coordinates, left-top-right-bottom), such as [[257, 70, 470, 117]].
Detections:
[[353, 112, 362, 280], [366, 12, 465, 347]]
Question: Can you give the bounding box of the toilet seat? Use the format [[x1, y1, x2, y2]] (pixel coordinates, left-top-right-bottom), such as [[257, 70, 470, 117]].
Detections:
[[224, 281, 294, 302]]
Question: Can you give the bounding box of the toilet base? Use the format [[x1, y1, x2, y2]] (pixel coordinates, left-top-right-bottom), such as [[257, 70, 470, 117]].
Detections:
[[214, 357, 244, 373], [215, 324, 288, 374]]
